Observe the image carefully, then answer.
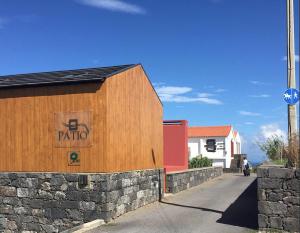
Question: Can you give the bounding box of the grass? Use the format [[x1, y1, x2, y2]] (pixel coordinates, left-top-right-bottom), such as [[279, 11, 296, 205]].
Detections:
[[271, 159, 288, 166]]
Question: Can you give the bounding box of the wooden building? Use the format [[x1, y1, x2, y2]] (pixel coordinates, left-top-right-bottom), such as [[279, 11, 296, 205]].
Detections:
[[0, 64, 163, 173]]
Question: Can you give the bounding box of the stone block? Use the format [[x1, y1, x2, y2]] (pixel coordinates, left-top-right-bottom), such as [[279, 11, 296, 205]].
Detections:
[[283, 196, 300, 205], [41, 224, 58, 233], [0, 205, 14, 214], [40, 182, 51, 191], [45, 208, 66, 219], [54, 191, 66, 200], [50, 175, 66, 187], [7, 221, 17, 230], [17, 188, 30, 198], [284, 179, 300, 192], [258, 178, 283, 189], [3, 197, 21, 206], [258, 201, 287, 215], [0, 186, 16, 197], [268, 167, 294, 179], [257, 168, 269, 178], [14, 207, 29, 215], [22, 178, 39, 188], [38, 190, 53, 199], [269, 217, 282, 229], [60, 201, 79, 209], [283, 217, 300, 232], [32, 209, 44, 217], [23, 199, 45, 209], [268, 192, 283, 202], [79, 201, 96, 211], [65, 209, 82, 220], [64, 174, 78, 182], [287, 205, 300, 218], [0, 179, 11, 186], [122, 179, 131, 188], [0, 217, 8, 229], [22, 222, 41, 232]]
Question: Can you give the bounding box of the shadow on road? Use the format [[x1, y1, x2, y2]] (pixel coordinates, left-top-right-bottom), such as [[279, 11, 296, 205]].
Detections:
[[160, 201, 223, 214], [216, 179, 258, 230]]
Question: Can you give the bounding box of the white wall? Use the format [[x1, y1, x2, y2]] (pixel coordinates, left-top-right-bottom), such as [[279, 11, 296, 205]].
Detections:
[[188, 136, 231, 168], [234, 133, 242, 154]]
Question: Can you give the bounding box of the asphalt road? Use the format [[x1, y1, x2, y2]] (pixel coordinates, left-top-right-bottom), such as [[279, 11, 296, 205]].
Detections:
[[88, 173, 258, 233]]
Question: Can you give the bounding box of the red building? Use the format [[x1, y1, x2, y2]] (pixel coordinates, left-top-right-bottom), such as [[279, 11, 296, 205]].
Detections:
[[163, 120, 188, 173]]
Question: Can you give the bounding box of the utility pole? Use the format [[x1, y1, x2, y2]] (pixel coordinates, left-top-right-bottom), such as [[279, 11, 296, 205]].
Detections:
[[286, 0, 298, 140]]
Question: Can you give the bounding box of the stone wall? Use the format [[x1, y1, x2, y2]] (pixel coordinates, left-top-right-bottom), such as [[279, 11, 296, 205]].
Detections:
[[0, 169, 164, 233], [165, 167, 223, 193], [257, 166, 300, 232], [223, 168, 241, 173]]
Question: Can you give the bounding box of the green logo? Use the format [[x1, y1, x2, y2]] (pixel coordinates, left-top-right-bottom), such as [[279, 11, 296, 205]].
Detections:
[[70, 152, 78, 162]]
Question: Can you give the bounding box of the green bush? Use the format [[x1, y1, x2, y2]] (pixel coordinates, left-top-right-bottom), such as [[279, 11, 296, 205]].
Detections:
[[189, 156, 212, 168]]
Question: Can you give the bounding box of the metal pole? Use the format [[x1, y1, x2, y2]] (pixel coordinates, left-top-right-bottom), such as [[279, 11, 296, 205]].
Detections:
[[287, 0, 298, 140]]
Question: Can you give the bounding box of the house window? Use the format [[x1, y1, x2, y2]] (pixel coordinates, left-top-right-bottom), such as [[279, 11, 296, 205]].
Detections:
[[206, 139, 216, 152]]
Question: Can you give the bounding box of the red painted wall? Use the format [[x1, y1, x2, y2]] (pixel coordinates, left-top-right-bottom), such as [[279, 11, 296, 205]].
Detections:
[[163, 120, 188, 173]]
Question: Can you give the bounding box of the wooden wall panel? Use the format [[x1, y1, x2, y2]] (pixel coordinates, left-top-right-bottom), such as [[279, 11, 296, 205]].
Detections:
[[105, 65, 163, 172], [0, 82, 107, 172]]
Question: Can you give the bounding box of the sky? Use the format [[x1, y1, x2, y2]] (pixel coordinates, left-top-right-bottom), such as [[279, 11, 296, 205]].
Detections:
[[0, 0, 299, 163]]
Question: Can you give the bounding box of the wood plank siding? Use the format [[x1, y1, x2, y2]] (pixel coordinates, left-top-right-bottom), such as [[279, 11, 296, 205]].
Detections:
[[0, 65, 163, 172]]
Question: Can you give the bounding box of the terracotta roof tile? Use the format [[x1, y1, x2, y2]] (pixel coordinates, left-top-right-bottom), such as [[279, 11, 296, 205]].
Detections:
[[188, 125, 232, 137]]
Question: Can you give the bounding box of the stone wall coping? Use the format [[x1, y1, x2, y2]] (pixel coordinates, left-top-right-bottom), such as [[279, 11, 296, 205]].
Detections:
[[0, 168, 164, 175], [166, 166, 222, 175], [259, 164, 284, 168]]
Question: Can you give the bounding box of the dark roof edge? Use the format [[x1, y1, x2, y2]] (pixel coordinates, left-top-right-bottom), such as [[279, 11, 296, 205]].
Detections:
[[0, 64, 136, 78], [103, 64, 138, 79], [0, 64, 137, 89]]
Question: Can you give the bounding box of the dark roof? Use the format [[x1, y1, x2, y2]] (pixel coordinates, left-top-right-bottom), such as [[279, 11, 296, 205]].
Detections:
[[0, 64, 137, 89]]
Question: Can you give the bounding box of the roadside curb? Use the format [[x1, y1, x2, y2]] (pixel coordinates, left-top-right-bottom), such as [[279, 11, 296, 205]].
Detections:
[[61, 219, 105, 233]]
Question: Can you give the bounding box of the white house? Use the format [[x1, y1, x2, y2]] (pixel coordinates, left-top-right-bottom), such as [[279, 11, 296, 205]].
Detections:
[[188, 125, 242, 168]]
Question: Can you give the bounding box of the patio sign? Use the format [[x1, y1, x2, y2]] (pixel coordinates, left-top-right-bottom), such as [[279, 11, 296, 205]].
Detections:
[[54, 111, 92, 147]]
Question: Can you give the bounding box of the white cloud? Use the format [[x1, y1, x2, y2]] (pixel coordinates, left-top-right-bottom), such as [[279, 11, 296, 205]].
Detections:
[[282, 54, 299, 62], [249, 94, 271, 98], [197, 97, 222, 105], [245, 122, 254, 125], [259, 124, 286, 140], [159, 94, 222, 105], [77, 0, 146, 14], [215, 88, 227, 93], [197, 92, 214, 98], [155, 85, 223, 105], [156, 86, 192, 95], [239, 111, 261, 116], [249, 80, 270, 86]]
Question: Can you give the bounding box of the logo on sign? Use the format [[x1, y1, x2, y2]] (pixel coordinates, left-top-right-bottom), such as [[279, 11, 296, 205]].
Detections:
[[59, 119, 90, 141], [283, 88, 299, 105], [68, 151, 80, 166], [54, 111, 92, 147]]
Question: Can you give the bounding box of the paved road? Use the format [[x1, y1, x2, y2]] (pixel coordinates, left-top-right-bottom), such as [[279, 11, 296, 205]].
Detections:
[[88, 174, 258, 233]]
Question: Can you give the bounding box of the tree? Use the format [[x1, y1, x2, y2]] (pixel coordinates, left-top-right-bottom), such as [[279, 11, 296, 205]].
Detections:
[[258, 135, 285, 161]]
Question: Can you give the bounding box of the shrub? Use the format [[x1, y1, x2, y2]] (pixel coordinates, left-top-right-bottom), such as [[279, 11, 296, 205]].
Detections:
[[257, 135, 285, 161], [283, 133, 299, 168], [189, 156, 212, 168]]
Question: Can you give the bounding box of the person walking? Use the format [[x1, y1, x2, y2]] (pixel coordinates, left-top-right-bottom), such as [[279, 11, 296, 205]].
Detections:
[[242, 157, 250, 176]]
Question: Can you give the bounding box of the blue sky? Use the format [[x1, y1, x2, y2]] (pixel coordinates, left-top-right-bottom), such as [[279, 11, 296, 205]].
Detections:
[[0, 0, 299, 162]]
